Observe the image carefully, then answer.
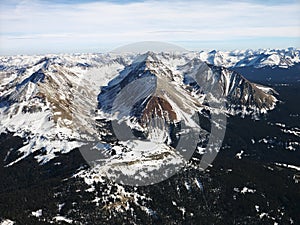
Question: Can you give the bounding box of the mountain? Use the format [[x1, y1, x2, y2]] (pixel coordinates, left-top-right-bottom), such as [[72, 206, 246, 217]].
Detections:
[[0, 54, 131, 165], [0, 50, 299, 225], [196, 48, 300, 83], [0, 51, 277, 167], [197, 47, 300, 69], [99, 52, 278, 115], [92, 52, 278, 185]]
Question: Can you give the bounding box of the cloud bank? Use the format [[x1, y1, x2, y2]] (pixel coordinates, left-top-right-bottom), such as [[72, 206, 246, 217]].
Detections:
[[0, 0, 299, 54]]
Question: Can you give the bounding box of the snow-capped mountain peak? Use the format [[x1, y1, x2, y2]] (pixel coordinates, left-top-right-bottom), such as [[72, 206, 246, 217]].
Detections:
[[0, 50, 280, 169]]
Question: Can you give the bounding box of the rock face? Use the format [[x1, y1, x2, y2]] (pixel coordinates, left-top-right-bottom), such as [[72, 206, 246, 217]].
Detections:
[[141, 96, 177, 123]]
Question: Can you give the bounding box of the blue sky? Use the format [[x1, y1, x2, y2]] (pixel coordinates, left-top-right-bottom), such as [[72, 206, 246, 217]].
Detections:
[[0, 0, 299, 55]]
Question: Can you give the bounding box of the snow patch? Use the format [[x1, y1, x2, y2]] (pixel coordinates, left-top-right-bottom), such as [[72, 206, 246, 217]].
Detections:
[[31, 209, 42, 217], [0, 220, 15, 225], [234, 187, 256, 194], [275, 163, 300, 171], [53, 216, 73, 224], [235, 150, 244, 159]]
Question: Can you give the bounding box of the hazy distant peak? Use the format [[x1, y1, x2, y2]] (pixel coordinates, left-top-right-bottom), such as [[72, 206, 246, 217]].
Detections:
[[111, 41, 187, 54]]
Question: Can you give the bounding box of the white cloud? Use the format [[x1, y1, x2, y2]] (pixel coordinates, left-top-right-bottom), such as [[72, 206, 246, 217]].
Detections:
[[0, 0, 299, 54]]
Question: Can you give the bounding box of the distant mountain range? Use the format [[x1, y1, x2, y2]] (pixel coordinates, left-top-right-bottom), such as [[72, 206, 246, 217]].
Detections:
[[197, 47, 300, 69], [1, 47, 299, 69]]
